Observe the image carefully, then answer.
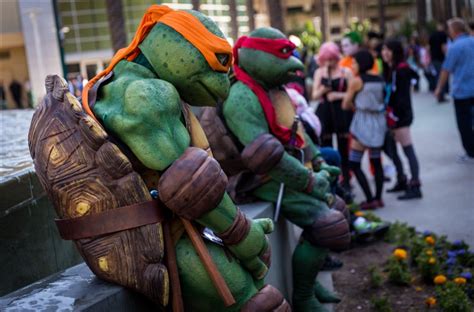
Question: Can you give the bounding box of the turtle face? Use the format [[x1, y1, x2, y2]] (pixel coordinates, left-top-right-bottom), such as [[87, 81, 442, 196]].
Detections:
[[139, 11, 230, 107], [237, 27, 304, 89]]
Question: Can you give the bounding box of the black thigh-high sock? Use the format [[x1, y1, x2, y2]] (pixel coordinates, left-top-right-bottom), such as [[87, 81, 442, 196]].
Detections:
[[349, 150, 373, 202], [402, 145, 420, 182], [383, 132, 406, 181], [370, 150, 384, 200], [337, 135, 351, 186]]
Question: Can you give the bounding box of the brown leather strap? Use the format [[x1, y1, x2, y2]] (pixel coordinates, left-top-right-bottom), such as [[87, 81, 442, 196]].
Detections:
[[182, 218, 236, 307], [55, 200, 166, 240], [303, 170, 314, 194], [303, 145, 314, 163], [217, 208, 251, 245], [163, 221, 184, 312], [87, 71, 114, 110]]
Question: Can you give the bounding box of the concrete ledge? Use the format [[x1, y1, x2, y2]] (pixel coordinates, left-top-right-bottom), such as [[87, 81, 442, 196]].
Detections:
[[0, 263, 156, 312], [0, 202, 300, 311]]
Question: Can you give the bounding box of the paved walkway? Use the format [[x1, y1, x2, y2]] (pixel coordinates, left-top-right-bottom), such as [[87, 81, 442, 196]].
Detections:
[[351, 91, 474, 247]]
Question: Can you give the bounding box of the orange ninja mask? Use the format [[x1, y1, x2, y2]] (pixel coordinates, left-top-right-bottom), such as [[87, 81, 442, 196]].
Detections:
[[82, 5, 233, 120]]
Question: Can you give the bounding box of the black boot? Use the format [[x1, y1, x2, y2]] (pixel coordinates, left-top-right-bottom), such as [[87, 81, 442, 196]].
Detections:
[[398, 181, 422, 200], [387, 176, 407, 193], [321, 254, 344, 271], [335, 184, 354, 204]]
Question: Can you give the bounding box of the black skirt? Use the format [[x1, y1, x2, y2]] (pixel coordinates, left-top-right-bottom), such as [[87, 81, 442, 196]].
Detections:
[[316, 100, 353, 135]]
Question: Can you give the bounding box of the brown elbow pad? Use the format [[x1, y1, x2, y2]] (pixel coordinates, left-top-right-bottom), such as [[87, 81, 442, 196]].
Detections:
[[241, 284, 291, 312], [158, 147, 228, 220], [241, 134, 284, 174], [303, 209, 351, 251]]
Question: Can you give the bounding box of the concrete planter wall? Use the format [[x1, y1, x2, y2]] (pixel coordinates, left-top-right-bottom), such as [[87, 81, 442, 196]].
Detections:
[[0, 201, 300, 311], [0, 169, 83, 296]]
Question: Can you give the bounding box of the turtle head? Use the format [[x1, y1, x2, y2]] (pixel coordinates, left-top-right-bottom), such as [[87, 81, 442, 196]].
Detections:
[[139, 10, 230, 107], [237, 27, 304, 89]]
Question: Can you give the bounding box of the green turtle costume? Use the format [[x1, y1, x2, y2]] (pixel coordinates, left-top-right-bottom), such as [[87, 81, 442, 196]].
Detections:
[[200, 28, 351, 312], [28, 5, 290, 312]]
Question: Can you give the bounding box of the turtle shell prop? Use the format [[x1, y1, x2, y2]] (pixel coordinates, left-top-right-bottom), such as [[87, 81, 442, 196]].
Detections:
[[28, 75, 169, 307]]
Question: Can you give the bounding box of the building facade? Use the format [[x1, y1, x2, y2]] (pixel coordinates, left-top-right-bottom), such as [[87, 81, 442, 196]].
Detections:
[[0, 1, 32, 109]]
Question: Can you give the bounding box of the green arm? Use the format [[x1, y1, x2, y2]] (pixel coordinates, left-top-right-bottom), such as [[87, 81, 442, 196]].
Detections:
[[223, 82, 327, 195], [97, 79, 237, 228], [96, 78, 271, 279]]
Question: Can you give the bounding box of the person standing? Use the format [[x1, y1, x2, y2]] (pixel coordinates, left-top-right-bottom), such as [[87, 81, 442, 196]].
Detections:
[[367, 31, 384, 76], [429, 22, 449, 102], [9, 80, 22, 108], [342, 50, 386, 210], [340, 32, 363, 73], [0, 80, 6, 109], [435, 18, 474, 164], [382, 40, 422, 200], [312, 42, 353, 192]]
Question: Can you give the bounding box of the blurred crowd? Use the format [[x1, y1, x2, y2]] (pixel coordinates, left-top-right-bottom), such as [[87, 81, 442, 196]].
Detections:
[[285, 17, 474, 210], [0, 75, 85, 110], [0, 79, 32, 109]]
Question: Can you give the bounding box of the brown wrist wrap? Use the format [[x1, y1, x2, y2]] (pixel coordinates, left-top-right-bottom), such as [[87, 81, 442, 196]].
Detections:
[[217, 208, 251, 246]]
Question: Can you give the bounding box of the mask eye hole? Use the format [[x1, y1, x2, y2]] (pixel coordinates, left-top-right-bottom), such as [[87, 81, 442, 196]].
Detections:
[[281, 47, 291, 54], [216, 53, 230, 66]]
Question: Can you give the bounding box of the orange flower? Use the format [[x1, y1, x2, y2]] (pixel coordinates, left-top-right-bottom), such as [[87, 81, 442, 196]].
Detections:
[[454, 277, 467, 285], [354, 211, 364, 217], [425, 249, 433, 256], [428, 257, 436, 265], [434, 275, 447, 285], [393, 248, 408, 260], [425, 297, 436, 307], [425, 236, 435, 245]]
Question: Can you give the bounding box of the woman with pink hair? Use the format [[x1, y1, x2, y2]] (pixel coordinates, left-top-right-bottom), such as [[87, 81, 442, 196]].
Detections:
[[312, 42, 353, 192]]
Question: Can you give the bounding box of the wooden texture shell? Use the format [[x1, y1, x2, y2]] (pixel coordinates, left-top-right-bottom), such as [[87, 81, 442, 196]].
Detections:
[[28, 75, 169, 307]]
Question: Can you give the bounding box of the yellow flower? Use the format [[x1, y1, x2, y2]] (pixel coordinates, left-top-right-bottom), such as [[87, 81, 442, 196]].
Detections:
[[354, 211, 364, 217], [428, 257, 436, 265], [425, 249, 433, 256], [434, 275, 447, 285], [425, 297, 436, 307], [415, 286, 423, 292], [425, 236, 435, 245], [393, 248, 407, 260], [454, 277, 467, 285]]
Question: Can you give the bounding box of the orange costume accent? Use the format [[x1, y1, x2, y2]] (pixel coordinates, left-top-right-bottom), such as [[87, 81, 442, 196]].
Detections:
[[82, 4, 233, 121], [339, 56, 354, 72], [339, 55, 379, 75]]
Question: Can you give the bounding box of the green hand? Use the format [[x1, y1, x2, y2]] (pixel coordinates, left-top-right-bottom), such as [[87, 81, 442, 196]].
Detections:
[[319, 163, 341, 182], [311, 171, 332, 203], [228, 218, 274, 280]]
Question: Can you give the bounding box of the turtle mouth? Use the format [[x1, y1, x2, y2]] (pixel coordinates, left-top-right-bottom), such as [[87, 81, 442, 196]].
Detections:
[[198, 81, 220, 104], [287, 69, 298, 77]]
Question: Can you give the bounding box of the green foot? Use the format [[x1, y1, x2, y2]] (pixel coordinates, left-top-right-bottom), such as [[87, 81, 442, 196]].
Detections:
[[313, 280, 341, 303], [293, 297, 330, 312]]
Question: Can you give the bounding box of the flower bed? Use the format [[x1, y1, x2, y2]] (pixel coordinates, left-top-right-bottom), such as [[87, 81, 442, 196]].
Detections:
[[332, 220, 473, 311]]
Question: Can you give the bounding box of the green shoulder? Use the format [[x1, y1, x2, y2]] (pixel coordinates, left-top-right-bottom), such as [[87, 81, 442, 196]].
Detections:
[[223, 81, 269, 145]]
